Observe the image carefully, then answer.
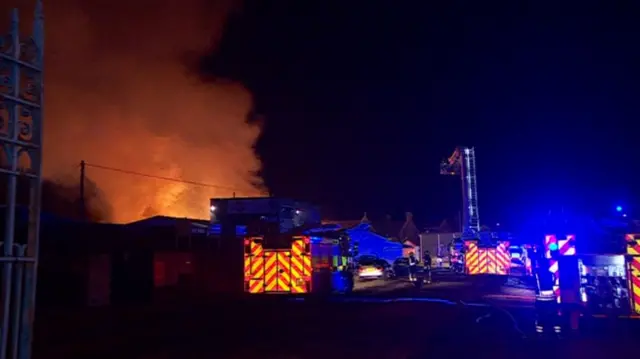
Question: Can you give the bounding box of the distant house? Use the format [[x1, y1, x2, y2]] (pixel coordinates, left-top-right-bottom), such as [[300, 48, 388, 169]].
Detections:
[[398, 212, 420, 246], [425, 219, 456, 234], [323, 212, 420, 244]]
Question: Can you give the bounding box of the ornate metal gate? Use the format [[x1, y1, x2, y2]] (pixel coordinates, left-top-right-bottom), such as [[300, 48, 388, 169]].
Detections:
[[0, 2, 44, 358]]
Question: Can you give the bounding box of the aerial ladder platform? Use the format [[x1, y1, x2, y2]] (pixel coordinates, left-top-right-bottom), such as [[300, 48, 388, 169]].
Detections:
[[440, 147, 480, 237], [440, 147, 510, 275]]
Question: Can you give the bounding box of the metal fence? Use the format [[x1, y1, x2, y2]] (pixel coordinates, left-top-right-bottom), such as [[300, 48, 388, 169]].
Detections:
[[0, 2, 44, 359]]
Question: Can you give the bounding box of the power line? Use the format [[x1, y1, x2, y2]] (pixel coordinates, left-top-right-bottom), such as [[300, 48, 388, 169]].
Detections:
[[83, 162, 254, 194]]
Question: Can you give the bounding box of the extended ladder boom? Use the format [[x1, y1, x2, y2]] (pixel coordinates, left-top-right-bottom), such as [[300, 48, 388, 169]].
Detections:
[[440, 147, 480, 236]]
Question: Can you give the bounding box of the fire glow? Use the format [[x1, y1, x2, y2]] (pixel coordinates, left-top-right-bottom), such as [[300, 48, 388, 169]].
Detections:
[[2, 0, 266, 222]]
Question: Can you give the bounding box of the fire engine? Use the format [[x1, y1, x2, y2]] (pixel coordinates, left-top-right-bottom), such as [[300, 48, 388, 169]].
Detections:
[[209, 197, 356, 295], [440, 147, 510, 275], [626, 234, 640, 314], [535, 230, 640, 316]]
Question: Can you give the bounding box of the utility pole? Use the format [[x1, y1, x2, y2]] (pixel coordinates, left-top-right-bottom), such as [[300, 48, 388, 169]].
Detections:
[[0, 2, 44, 359], [80, 160, 85, 220]]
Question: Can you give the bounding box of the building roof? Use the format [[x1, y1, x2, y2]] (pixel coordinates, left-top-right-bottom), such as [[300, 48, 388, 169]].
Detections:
[[323, 214, 413, 242], [126, 215, 206, 227]]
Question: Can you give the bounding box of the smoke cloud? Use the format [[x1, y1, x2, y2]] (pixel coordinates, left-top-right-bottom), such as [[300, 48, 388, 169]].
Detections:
[[2, 0, 265, 223]]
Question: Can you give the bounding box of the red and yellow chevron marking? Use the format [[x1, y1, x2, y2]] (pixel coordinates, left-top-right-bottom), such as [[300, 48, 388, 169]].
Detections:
[[628, 257, 640, 314], [486, 249, 498, 274], [290, 239, 312, 293], [250, 242, 264, 275], [626, 234, 640, 256], [244, 240, 265, 293], [465, 242, 479, 275], [477, 249, 488, 274], [495, 243, 510, 275], [264, 251, 279, 292], [291, 239, 312, 276], [244, 255, 250, 280], [263, 251, 294, 293], [248, 279, 264, 293], [276, 252, 291, 292], [465, 243, 510, 275]]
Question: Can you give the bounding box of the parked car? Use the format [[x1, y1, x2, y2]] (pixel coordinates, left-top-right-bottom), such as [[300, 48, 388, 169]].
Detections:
[[392, 257, 411, 278], [356, 256, 393, 281]]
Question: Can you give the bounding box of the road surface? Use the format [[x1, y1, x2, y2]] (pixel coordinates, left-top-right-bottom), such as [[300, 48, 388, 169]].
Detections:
[[355, 272, 535, 304], [35, 274, 638, 359], [355, 277, 469, 291]]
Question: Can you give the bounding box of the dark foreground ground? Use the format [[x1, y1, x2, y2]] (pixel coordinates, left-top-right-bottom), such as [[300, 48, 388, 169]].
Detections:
[[34, 275, 640, 359]]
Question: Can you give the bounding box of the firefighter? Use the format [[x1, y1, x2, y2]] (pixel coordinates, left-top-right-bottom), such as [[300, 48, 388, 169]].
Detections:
[[436, 244, 444, 268], [423, 250, 432, 269], [535, 289, 561, 337], [423, 250, 432, 283], [408, 252, 419, 281], [534, 258, 562, 337]]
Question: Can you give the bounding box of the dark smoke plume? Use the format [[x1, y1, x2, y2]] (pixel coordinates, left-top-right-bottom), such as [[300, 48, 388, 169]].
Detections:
[[1, 0, 264, 223]]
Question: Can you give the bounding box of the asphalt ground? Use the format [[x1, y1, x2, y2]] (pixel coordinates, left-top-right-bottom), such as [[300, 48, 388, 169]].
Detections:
[[33, 274, 640, 359], [35, 298, 521, 359]]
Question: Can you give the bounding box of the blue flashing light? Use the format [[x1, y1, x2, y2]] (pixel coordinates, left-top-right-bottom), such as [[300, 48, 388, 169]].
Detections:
[[548, 242, 558, 251], [616, 206, 623, 212]]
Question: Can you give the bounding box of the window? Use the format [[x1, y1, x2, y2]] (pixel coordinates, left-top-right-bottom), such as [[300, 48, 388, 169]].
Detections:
[[357, 256, 378, 266], [262, 234, 292, 249]]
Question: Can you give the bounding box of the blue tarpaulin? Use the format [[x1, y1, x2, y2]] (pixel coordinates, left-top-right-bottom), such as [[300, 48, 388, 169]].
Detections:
[[346, 223, 403, 264]]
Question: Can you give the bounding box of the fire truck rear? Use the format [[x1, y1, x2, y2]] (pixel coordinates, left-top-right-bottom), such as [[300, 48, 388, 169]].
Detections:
[[209, 197, 355, 295], [244, 230, 354, 294]]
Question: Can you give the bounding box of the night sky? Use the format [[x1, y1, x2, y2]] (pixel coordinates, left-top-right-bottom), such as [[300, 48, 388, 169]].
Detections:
[[201, 1, 638, 230]]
